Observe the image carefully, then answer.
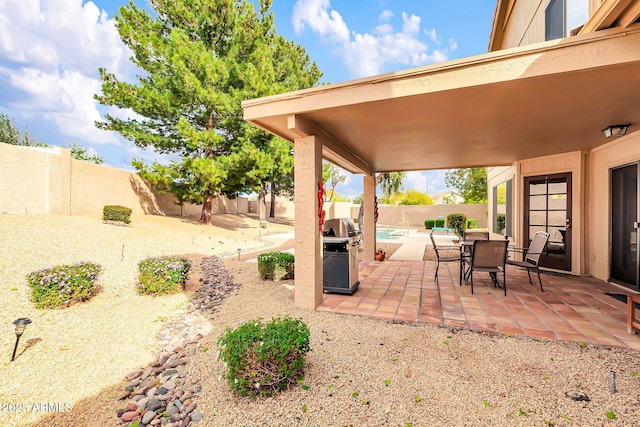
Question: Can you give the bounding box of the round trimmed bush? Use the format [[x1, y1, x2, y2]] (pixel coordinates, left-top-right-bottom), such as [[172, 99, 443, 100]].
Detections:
[[26, 262, 103, 309], [218, 316, 311, 397], [257, 252, 294, 281], [447, 213, 467, 238], [136, 256, 190, 296]]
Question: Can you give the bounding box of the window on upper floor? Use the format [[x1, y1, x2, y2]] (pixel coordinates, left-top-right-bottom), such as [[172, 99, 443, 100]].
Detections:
[[545, 0, 589, 41]]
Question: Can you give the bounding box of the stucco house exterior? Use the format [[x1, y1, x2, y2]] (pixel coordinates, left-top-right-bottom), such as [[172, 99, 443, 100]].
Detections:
[[242, 0, 640, 309]]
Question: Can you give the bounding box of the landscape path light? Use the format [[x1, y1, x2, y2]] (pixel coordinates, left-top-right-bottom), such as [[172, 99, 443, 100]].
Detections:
[[11, 318, 31, 362]]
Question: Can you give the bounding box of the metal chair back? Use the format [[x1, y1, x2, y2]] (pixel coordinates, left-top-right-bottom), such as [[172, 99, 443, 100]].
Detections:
[[463, 231, 489, 241], [471, 240, 508, 270], [525, 231, 550, 265]]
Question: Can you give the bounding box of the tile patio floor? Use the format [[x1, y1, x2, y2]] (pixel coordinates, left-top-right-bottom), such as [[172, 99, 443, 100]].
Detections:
[[318, 260, 640, 351]]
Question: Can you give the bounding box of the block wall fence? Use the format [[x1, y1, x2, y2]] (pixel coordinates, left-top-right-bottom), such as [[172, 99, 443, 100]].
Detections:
[[0, 143, 487, 225]]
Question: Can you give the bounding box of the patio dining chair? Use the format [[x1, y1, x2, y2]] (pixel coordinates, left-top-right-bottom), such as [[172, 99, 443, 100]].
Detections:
[[429, 232, 461, 281], [506, 231, 550, 292], [460, 231, 490, 279], [463, 239, 509, 296]]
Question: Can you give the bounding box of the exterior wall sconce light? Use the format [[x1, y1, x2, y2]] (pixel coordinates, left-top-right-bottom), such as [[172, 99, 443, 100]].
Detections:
[[602, 124, 630, 138], [11, 318, 32, 362]]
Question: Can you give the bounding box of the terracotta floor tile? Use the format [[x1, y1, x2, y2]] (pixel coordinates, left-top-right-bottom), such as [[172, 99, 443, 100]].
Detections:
[[418, 314, 442, 324], [523, 329, 556, 340], [315, 260, 640, 350], [374, 311, 396, 320], [395, 312, 418, 322], [496, 326, 525, 335]]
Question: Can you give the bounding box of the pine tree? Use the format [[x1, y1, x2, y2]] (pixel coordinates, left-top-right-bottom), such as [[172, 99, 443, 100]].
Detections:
[[95, 0, 321, 223]]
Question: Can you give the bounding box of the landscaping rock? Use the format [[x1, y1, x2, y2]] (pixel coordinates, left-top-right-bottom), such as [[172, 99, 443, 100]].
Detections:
[[121, 411, 139, 422], [141, 410, 156, 424], [115, 255, 238, 425]]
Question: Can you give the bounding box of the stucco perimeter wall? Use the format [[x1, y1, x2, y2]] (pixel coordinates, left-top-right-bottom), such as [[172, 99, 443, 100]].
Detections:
[[0, 143, 248, 217], [0, 144, 70, 214], [518, 150, 585, 274], [589, 130, 640, 282], [248, 199, 295, 218], [342, 204, 488, 229]]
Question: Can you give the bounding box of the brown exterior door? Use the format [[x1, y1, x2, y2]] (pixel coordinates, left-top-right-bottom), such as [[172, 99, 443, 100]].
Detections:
[[524, 173, 572, 271]]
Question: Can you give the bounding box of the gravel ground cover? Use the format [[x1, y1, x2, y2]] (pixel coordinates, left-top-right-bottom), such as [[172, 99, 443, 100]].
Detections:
[[0, 213, 291, 426], [1, 215, 639, 426]]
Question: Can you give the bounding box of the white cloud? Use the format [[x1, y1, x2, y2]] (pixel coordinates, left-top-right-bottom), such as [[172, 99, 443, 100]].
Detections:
[[448, 38, 458, 51], [379, 10, 394, 22], [425, 28, 439, 44], [374, 23, 394, 35], [0, 0, 136, 157], [292, 0, 350, 43], [402, 12, 421, 37], [291, 1, 456, 79]]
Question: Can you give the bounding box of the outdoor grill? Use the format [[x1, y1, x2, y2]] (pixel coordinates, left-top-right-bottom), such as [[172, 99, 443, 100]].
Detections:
[[322, 218, 361, 294]]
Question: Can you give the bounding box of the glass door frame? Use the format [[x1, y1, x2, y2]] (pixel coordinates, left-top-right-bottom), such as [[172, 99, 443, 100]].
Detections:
[[609, 162, 640, 291], [523, 172, 572, 271]]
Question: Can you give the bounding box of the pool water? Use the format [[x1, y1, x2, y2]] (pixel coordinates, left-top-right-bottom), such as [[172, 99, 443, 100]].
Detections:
[[376, 229, 403, 240]]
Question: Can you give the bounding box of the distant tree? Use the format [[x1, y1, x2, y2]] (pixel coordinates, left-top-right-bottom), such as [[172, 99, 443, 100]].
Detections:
[[322, 162, 347, 202], [379, 193, 403, 205], [325, 190, 351, 202], [378, 172, 406, 199], [95, 0, 321, 224], [268, 140, 295, 218], [497, 183, 507, 204], [0, 113, 47, 147], [357, 171, 406, 231], [69, 142, 104, 164], [442, 193, 460, 204], [444, 168, 488, 203], [352, 193, 363, 204], [399, 189, 434, 205]]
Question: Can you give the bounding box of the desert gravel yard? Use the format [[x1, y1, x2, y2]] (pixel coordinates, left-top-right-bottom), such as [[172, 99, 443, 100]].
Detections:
[[1, 214, 640, 426]]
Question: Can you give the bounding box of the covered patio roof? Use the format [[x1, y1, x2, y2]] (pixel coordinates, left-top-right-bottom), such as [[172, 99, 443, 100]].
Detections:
[[243, 25, 640, 175]]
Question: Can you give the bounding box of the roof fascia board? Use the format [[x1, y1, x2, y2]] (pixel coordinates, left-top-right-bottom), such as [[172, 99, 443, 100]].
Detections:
[[618, 2, 640, 27], [287, 114, 373, 175], [488, 0, 516, 51], [488, 0, 507, 51], [579, 0, 634, 33], [243, 26, 640, 121]]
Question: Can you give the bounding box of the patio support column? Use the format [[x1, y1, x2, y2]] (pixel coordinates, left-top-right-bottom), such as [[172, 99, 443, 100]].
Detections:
[[293, 135, 323, 309], [363, 174, 376, 261]]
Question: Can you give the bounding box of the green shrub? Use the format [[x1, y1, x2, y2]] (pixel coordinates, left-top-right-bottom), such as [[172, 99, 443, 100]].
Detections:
[[447, 213, 467, 238], [434, 218, 445, 228], [137, 256, 190, 296], [424, 219, 435, 229], [257, 252, 294, 281], [218, 316, 311, 397], [497, 214, 506, 233], [26, 262, 103, 309], [103, 205, 132, 224], [467, 218, 479, 229]]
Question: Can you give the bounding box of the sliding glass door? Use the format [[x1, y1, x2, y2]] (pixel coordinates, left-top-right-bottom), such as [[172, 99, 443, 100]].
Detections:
[[610, 163, 639, 290]]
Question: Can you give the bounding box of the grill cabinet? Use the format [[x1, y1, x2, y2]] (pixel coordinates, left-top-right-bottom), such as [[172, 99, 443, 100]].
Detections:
[[322, 218, 361, 294]]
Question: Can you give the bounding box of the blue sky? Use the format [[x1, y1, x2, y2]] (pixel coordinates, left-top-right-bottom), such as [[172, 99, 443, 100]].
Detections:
[[0, 0, 496, 199]]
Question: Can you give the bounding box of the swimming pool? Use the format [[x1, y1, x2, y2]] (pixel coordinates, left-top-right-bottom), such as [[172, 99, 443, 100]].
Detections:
[[376, 229, 404, 240]]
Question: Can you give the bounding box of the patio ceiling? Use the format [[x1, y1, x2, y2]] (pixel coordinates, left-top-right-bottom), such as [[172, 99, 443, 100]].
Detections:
[[243, 25, 640, 175]]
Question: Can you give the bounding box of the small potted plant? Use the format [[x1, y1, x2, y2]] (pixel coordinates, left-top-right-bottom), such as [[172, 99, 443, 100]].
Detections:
[[375, 248, 386, 261]]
